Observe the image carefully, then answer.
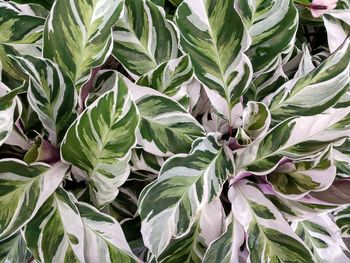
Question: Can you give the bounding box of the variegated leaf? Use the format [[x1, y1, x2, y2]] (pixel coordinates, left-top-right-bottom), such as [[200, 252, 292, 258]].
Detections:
[[242, 101, 271, 140], [137, 55, 193, 97], [229, 180, 313, 262], [13, 55, 78, 146], [112, 0, 178, 77], [43, 0, 123, 88], [324, 10, 350, 52], [0, 232, 30, 263], [267, 146, 336, 199], [24, 187, 85, 262], [293, 215, 350, 262], [236, 107, 350, 175], [139, 134, 234, 256], [76, 201, 139, 263], [235, 0, 299, 74], [175, 0, 252, 123], [0, 160, 68, 240], [152, 198, 225, 263], [127, 77, 205, 157], [335, 205, 350, 238], [268, 38, 350, 121], [61, 73, 139, 207]]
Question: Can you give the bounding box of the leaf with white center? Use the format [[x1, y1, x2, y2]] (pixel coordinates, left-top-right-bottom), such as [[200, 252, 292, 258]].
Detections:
[[242, 101, 271, 140], [236, 107, 350, 175], [295, 44, 316, 78], [112, 0, 178, 77], [175, 0, 252, 123], [139, 134, 234, 256], [229, 180, 313, 262], [0, 232, 30, 263], [0, 85, 22, 147], [268, 38, 350, 121], [203, 211, 246, 263], [324, 10, 350, 52], [76, 201, 138, 263], [137, 55, 193, 97], [0, 1, 44, 87], [25, 187, 85, 263], [267, 146, 336, 199], [155, 198, 225, 263], [293, 215, 350, 262], [335, 206, 350, 238], [61, 73, 139, 207], [0, 160, 68, 240], [131, 148, 164, 175], [235, 0, 298, 74], [43, 0, 122, 88], [13, 55, 78, 146], [127, 76, 205, 157]]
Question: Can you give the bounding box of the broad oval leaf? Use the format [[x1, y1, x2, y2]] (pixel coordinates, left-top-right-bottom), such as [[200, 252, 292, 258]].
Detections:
[[112, 0, 178, 77], [0, 160, 68, 240], [268, 38, 350, 121], [43, 0, 123, 88], [61, 73, 139, 207], [229, 180, 313, 263], [13, 55, 78, 146], [139, 134, 234, 256], [175, 0, 252, 122], [235, 0, 299, 74], [25, 187, 85, 262]]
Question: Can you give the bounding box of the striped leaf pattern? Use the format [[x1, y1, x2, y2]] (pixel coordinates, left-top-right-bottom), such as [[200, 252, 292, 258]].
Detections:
[[229, 180, 314, 262], [335, 206, 350, 238], [268, 38, 350, 121], [43, 0, 122, 88], [235, 0, 299, 74], [139, 134, 234, 257], [175, 0, 253, 122], [0, 232, 30, 263], [112, 0, 178, 77], [13, 55, 78, 146], [0, 160, 68, 240], [61, 73, 139, 207], [25, 187, 85, 262]]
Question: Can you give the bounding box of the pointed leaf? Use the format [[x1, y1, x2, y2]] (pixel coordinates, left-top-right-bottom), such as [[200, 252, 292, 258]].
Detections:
[[0, 232, 30, 263]]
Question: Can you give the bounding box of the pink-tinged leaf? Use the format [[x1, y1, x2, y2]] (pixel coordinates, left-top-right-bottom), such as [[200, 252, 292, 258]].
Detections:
[[310, 0, 338, 17]]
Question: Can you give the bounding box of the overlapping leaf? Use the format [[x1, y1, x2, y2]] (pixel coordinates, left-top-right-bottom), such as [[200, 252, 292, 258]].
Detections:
[[61, 73, 139, 207]]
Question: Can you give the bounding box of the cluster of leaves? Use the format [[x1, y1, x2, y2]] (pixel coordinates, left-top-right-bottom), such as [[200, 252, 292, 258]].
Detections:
[[1, 0, 350, 262]]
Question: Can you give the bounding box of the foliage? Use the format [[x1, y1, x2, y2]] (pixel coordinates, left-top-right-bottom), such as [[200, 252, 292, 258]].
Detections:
[[1, 0, 350, 262]]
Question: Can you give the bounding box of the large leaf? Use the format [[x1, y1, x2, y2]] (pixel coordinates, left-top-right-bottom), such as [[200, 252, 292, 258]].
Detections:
[[268, 38, 350, 121], [112, 0, 178, 77], [139, 134, 234, 256], [127, 78, 205, 157], [293, 215, 350, 262], [235, 107, 350, 175], [76, 201, 138, 263], [229, 180, 313, 262], [61, 73, 139, 207], [13, 55, 78, 146], [235, 0, 298, 74], [175, 0, 252, 122], [0, 160, 68, 240], [43, 0, 122, 88], [25, 187, 85, 262]]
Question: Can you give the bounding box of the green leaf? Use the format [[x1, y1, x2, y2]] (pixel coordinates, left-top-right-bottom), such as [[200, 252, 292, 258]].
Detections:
[[0, 232, 30, 263], [112, 0, 178, 77], [269, 38, 350, 121], [76, 202, 143, 263], [0, 160, 68, 240], [294, 215, 350, 262], [137, 55, 193, 97], [175, 0, 252, 122], [61, 73, 139, 207], [229, 180, 313, 263], [139, 134, 234, 256], [13, 55, 78, 146], [25, 187, 85, 262], [235, 0, 298, 74], [11, 0, 54, 10], [43, 0, 123, 88], [127, 79, 205, 156]]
